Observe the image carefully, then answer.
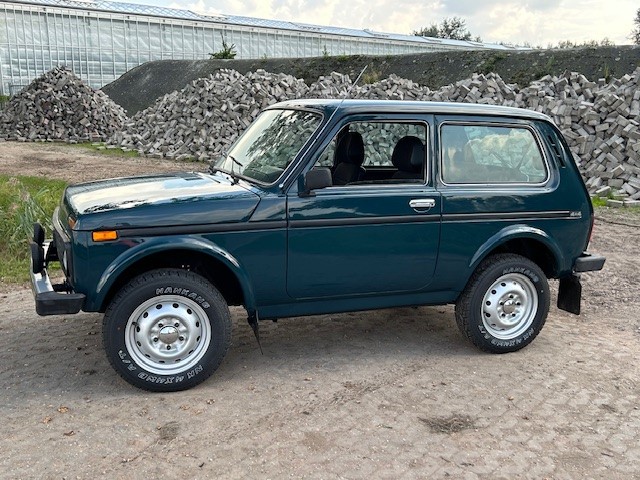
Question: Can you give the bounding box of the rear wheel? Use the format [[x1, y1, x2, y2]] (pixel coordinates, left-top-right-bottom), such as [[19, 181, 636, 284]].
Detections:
[[103, 269, 231, 391], [455, 254, 550, 353]]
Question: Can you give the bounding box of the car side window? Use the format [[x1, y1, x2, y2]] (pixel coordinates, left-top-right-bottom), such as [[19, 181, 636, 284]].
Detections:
[[440, 124, 548, 184], [316, 121, 428, 184]]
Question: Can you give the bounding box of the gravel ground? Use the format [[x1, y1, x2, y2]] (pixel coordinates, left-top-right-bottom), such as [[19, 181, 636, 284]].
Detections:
[[0, 143, 638, 479]]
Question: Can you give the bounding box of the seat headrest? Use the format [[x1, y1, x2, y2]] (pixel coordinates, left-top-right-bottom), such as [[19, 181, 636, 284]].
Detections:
[[392, 136, 424, 173], [334, 132, 365, 166]]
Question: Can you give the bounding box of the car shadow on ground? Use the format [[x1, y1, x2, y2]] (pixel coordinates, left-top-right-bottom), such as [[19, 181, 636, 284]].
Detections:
[[1, 305, 478, 400]]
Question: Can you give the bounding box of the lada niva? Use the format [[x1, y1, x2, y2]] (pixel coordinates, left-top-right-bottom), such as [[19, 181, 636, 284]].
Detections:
[[30, 100, 605, 391]]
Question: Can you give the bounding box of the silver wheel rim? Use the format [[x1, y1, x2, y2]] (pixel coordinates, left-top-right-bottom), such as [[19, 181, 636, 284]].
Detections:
[[125, 295, 211, 375], [481, 273, 538, 340]]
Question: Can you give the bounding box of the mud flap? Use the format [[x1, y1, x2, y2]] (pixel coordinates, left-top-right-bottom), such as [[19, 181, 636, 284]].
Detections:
[[557, 274, 582, 315]]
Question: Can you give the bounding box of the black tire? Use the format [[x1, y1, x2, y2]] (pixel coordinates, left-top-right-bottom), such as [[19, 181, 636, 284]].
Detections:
[[455, 254, 550, 353], [103, 269, 231, 392]]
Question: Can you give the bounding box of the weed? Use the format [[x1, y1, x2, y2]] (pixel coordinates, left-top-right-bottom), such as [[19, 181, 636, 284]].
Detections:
[[478, 53, 506, 74], [210, 34, 237, 59], [591, 196, 608, 207], [602, 63, 612, 83], [0, 175, 67, 284], [362, 68, 382, 84]]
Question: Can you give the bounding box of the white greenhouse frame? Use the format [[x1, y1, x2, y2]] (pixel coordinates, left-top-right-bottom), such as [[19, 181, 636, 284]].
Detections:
[[0, 0, 525, 95]]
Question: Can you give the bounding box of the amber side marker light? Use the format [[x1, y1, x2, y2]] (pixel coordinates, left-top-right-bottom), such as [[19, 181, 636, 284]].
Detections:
[[92, 230, 118, 242]]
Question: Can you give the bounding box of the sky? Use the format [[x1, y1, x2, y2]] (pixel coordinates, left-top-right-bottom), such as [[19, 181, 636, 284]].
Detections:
[[131, 0, 637, 46]]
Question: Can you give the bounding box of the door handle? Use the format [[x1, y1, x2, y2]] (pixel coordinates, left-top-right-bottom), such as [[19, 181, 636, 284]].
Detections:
[[409, 198, 436, 211]]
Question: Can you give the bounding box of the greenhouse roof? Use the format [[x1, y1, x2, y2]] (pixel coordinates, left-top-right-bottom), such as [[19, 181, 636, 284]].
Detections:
[[8, 0, 523, 50]]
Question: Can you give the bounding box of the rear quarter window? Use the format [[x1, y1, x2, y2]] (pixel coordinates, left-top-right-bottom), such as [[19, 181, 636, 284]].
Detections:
[[440, 123, 548, 185]]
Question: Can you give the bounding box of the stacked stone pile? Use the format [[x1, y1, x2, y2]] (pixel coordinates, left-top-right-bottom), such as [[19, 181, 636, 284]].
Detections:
[[0, 66, 127, 142], [109, 67, 640, 202], [515, 70, 640, 202], [6, 65, 640, 202], [428, 72, 519, 106], [109, 69, 309, 160], [358, 74, 431, 100]]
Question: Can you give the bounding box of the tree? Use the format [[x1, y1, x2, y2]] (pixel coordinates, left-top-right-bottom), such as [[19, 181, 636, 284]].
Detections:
[[632, 8, 640, 45], [413, 17, 480, 42], [550, 38, 615, 49], [414, 24, 439, 38]]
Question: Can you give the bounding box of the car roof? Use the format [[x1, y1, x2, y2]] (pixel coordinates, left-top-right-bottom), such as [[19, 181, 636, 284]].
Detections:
[[269, 99, 552, 122]]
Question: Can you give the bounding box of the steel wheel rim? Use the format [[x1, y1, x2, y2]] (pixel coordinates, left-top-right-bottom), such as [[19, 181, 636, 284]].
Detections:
[[125, 295, 211, 375], [481, 273, 538, 340]]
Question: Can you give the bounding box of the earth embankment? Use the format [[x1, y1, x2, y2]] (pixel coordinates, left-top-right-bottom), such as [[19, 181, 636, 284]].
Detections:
[[103, 46, 640, 114]]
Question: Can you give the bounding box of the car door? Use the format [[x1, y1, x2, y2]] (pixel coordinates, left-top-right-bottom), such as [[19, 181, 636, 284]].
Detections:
[[286, 116, 442, 299], [435, 117, 556, 286]]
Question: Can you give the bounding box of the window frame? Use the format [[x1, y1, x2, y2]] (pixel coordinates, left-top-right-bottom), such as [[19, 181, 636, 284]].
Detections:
[[438, 120, 551, 188], [313, 118, 431, 188], [218, 107, 324, 188]]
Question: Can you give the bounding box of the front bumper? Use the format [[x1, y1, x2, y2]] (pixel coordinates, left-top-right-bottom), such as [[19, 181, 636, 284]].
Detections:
[[30, 227, 85, 316]]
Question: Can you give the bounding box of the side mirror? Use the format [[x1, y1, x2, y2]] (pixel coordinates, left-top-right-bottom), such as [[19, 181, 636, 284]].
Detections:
[[302, 168, 332, 195]]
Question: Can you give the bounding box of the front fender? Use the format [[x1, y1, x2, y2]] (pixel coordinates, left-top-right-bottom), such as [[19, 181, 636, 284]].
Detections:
[[91, 236, 256, 312], [469, 224, 564, 273]]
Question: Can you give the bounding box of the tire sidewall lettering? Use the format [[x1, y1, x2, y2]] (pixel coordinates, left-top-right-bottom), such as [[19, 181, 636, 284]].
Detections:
[[111, 278, 218, 387], [154, 286, 211, 309], [477, 325, 536, 347], [501, 266, 539, 284], [135, 364, 204, 384], [460, 255, 550, 354], [117, 348, 206, 385]]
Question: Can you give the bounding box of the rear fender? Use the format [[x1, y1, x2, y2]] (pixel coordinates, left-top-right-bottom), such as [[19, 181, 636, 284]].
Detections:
[[469, 224, 564, 273]]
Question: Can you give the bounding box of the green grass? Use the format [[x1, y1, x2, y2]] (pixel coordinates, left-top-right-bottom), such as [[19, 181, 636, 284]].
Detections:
[[591, 196, 608, 207], [68, 142, 140, 157], [0, 175, 67, 284]]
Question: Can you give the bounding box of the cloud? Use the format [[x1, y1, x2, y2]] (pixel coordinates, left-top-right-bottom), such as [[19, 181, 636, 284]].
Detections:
[[162, 0, 637, 46]]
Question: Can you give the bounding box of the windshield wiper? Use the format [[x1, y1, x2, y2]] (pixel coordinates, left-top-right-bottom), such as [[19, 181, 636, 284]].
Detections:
[[228, 154, 243, 185], [212, 154, 243, 184]]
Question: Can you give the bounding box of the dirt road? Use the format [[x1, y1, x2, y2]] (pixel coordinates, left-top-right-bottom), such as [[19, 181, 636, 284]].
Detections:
[[0, 143, 638, 479]]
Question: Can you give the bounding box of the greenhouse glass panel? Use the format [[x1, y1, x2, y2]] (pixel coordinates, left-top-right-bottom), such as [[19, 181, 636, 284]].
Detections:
[[0, 0, 512, 92]]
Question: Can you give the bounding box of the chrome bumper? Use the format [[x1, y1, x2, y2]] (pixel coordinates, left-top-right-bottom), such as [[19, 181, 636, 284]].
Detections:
[[30, 238, 85, 316]]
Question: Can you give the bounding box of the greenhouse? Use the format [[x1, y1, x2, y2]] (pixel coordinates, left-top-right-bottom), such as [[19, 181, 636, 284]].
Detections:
[[0, 0, 521, 95]]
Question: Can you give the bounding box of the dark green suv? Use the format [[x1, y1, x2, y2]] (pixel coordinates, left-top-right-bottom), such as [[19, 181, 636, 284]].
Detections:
[[30, 100, 605, 391]]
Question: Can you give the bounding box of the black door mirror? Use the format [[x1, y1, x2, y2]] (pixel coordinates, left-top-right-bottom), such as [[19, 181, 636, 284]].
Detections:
[[302, 168, 332, 195]]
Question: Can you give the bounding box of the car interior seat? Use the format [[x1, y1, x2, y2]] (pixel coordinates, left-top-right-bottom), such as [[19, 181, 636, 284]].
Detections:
[[391, 136, 425, 180], [332, 131, 366, 185]]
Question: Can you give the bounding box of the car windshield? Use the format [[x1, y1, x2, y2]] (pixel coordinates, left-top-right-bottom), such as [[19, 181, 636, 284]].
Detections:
[[215, 109, 322, 184]]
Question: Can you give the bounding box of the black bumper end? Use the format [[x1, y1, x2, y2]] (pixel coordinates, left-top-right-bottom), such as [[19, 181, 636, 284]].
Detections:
[[35, 290, 86, 316], [574, 252, 606, 273]]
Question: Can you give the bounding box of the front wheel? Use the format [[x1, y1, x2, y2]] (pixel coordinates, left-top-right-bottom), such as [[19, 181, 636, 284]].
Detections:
[[103, 269, 231, 391], [455, 254, 550, 353]]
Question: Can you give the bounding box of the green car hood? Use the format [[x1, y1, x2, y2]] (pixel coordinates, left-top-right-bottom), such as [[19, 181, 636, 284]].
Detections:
[[63, 172, 261, 231]]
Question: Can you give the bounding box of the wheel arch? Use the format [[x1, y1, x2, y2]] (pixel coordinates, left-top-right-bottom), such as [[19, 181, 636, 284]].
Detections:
[[93, 237, 256, 314], [469, 225, 564, 278]]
